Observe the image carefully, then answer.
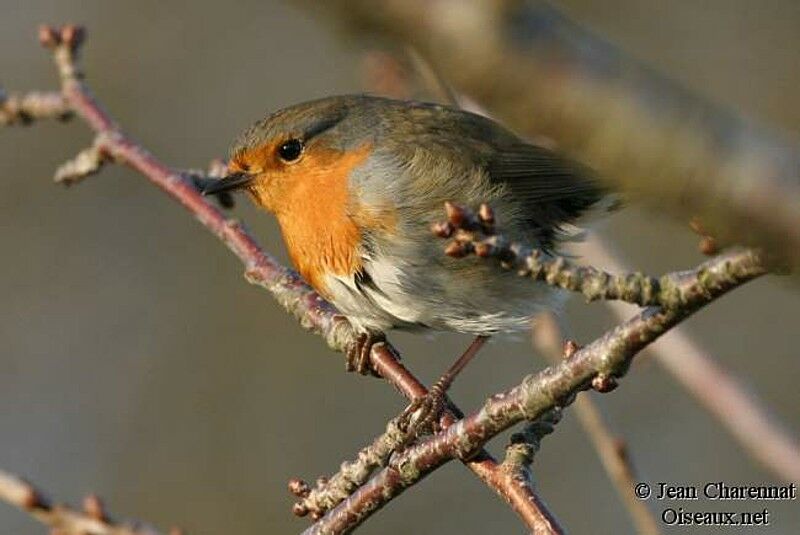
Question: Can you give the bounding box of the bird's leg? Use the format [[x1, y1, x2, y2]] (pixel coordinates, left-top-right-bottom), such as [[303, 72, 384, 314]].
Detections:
[[345, 331, 385, 377], [400, 335, 489, 435]]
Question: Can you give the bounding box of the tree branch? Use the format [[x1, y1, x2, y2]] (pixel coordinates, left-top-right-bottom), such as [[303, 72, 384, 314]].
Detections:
[[0, 470, 176, 535], [436, 201, 694, 309], [0, 88, 70, 125], [532, 313, 663, 535], [289, 416, 412, 519], [578, 236, 800, 482], [309, 0, 800, 275], [306, 248, 765, 533]]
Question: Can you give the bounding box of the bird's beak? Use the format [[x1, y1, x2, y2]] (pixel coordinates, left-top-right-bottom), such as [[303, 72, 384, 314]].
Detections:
[[201, 171, 253, 196]]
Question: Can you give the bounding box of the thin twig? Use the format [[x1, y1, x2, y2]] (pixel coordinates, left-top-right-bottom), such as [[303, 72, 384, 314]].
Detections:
[[183, 158, 235, 209], [0, 88, 71, 125], [574, 399, 661, 535], [53, 133, 110, 184], [500, 408, 561, 497], [437, 202, 691, 309], [404, 47, 462, 109], [0, 470, 176, 535], [289, 416, 411, 519]]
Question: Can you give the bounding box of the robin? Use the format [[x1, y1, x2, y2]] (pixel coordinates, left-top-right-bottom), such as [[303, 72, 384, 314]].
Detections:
[[203, 94, 602, 427]]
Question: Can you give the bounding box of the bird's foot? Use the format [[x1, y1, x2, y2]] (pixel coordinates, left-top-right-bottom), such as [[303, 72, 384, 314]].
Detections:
[[398, 381, 448, 437], [345, 331, 385, 378]]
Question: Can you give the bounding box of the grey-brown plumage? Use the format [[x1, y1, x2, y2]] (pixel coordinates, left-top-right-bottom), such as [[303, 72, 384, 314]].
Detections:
[[227, 94, 604, 334]]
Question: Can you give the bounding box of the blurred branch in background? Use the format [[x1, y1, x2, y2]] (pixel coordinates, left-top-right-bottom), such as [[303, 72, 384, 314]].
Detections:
[[0, 471, 172, 535], [0, 88, 70, 125], [308, 0, 800, 276]]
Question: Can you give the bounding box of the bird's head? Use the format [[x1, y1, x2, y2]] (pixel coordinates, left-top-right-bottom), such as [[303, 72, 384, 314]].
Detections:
[[202, 95, 381, 214]]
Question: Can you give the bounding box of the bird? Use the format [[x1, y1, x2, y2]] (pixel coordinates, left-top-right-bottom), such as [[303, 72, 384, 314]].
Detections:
[[203, 94, 603, 429]]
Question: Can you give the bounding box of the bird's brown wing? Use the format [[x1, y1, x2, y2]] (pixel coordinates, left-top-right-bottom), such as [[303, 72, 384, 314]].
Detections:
[[485, 141, 604, 249]]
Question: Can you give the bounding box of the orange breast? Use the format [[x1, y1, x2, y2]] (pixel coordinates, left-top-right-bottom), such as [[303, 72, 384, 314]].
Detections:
[[269, 143, 385, 297]]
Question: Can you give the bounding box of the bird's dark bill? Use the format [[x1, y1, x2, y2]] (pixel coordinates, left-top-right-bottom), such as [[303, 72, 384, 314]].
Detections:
[[201, 172, 253, 195]]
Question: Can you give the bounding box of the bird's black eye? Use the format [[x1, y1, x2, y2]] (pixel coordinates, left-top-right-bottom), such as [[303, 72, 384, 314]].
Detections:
[[277, 139, 304, 162]]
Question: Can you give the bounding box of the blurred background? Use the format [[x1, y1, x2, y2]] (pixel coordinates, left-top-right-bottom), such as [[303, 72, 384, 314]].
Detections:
[[1, 1, 798, 533]]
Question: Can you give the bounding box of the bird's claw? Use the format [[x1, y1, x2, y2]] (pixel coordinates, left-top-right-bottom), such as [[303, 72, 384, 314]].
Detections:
[[345, 332, 385, 377], [398, 384, 447, 437]]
